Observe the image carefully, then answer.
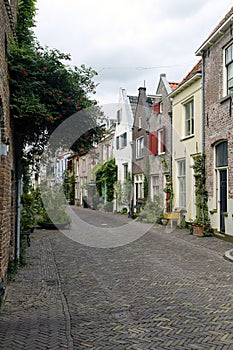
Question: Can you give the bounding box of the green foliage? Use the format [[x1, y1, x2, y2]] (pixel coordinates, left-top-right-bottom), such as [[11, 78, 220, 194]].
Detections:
[[142, 197, 164, 223], [9, 0, 104, 160], [192, 154, 213, 236], [68, 175, 75, 205], [20, 193, 36, 232], [143, 176, 149, 201], [38, 186, 71, 224], [16, 0, 37, 45], [96, 159, 117, 203], [115, 172, 132, 207]]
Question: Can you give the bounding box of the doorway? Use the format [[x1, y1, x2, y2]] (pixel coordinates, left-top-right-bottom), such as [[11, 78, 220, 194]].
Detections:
[[219, 170, 227, 233]]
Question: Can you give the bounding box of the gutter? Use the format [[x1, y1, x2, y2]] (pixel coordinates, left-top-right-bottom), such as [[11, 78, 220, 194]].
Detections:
[[196, 14, 233, 55]]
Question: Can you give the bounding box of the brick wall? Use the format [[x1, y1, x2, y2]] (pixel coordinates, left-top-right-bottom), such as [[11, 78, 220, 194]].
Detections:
[[0, 0, 18, 289], [204, 28, 233, 198]]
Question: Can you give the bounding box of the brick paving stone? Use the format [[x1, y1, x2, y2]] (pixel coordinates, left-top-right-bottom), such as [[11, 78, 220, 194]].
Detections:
[[1, 208, 233, 349]]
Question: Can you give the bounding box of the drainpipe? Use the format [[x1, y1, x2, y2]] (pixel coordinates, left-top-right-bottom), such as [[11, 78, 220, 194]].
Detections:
[[16, 177, 21, 261], [201, 51, 205, 156], [168, 109, 173, 213], [201, 51, 206, 223]]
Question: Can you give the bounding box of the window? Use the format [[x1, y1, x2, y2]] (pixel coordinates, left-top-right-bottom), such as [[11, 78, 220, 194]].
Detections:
[[149, 131, 158, 155], [117, 109, 121, 124], [151, 175, 159, 200], [121, 132, 127, 148], [177, 160, 186, 207], [184, 100, 194, 136], [149, 127, 165, 155], [225, 43, 233, 93], [138, 116, 142, 129], [158, 128, 165, 154], [116, 136, 119, 150], [136, 136, 144, 158], [123, 163, 128, 180], [216, 141, 228, 167]]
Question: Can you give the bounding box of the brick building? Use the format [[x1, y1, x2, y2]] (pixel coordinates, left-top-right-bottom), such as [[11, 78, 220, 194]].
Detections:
[[132, 87, 151, 210], [149, 74, 178, 212], [0, 0, 18, 298], [196, 6, 233, 235]]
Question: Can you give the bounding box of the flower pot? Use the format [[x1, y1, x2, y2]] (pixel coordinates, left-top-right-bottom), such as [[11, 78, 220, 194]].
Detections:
[[193, 224, 204, 237]]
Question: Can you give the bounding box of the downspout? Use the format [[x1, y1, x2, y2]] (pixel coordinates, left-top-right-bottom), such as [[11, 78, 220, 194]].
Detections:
[[201, 51, 206, 223], [16, 177, 21, 261], [168, 109, 173, 213], [201, 51, 205, 155]]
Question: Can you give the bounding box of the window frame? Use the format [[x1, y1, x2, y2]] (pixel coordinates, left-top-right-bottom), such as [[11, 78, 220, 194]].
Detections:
[[177, 159, 186, 207], [136, 136, 144, 159], [184, 99, 194, 137], [225, 42, 233, 93]]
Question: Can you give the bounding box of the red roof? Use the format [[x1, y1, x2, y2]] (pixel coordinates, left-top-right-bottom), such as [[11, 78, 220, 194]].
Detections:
[[178, 59, 202, 87]]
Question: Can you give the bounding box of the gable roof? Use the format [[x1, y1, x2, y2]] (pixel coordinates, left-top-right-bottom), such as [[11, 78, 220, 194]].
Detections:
[[169, 59, 202, 97], [196, 6, 233, 55], [128, 95, 138, 117]]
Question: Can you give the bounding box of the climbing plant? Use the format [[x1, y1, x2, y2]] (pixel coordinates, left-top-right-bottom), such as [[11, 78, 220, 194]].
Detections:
[[192, 154, 213, 236], [96, 159, 117, 203], [9, 0, 104, 161]]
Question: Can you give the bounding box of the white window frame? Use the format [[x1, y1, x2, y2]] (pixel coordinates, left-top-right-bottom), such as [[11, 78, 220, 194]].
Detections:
[[184, 99, 194, 137], [177, 159, 186, 207], [151, 175, 159, 201], [158, 128, 165, 154], [136, 136, 144, 159]]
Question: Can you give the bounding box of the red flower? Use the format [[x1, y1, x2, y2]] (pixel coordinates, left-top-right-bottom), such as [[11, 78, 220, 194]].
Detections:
[[42, 67, 47, 71], [66, 97, 71, 102], [57, 114, 63, 119], [21, 70, 28, 76], [75, 103, 80, 109], [93, 100, 97, 105]]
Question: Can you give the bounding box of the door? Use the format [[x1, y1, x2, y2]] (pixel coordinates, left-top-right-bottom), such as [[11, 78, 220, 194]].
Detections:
[[219, 170, 227, 233]]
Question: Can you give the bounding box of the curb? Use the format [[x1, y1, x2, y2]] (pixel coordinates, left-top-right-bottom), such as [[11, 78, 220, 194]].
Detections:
[[224, 248, 233, 263]]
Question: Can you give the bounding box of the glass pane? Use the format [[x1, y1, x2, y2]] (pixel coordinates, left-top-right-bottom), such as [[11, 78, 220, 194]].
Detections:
[[216, 141, 228, 167]]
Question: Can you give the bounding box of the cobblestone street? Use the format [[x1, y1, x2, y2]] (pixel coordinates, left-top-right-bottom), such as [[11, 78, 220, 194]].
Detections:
[[1, 208, 233, 349]]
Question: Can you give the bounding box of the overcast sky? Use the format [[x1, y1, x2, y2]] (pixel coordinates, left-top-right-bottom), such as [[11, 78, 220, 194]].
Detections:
[[34, 0, 233, 113]]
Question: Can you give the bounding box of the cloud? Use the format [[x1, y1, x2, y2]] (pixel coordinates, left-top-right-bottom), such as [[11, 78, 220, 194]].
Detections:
[[35, 0, 233, 106]]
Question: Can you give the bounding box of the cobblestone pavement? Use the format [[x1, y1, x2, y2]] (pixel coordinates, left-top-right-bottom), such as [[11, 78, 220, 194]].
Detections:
[[1, 207, 233, 349]]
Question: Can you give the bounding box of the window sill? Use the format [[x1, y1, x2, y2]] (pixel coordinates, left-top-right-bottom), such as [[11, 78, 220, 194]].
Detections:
[[180, 134, 194, 141], [136, 156, 144, 160]]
